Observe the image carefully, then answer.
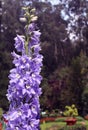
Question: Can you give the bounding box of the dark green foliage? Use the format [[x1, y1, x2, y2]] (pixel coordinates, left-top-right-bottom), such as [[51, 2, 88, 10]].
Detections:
[[70, 57, 83, 112], [82, 88, 88, 115], [0, 49, 12, 109]]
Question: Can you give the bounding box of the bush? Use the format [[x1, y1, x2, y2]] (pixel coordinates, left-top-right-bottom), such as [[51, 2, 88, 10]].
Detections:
[[63, 104, 78, 117], [49, 113, 57, 117], [49, 109, 62, 117]]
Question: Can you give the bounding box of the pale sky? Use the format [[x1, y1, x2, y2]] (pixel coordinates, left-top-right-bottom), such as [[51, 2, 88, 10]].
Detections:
[[41, 0, 59, 5]]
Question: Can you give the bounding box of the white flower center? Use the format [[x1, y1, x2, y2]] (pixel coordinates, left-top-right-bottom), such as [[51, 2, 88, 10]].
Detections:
[[32, 74, 35, 78], [26, 85, 31, 89], [18, 111, 22, 116], [31, 106, 36, 111], [16, 74, 20, 79], [30, 122, 34, 127], [22, 58, 26, 63]]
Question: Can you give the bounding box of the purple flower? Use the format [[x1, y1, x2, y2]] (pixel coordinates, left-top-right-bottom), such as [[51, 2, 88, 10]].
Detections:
[[14, 35, 25, 52], [5, 8, 43, 130], [33, 31, 41, 38], [28, 23, 35, 32]]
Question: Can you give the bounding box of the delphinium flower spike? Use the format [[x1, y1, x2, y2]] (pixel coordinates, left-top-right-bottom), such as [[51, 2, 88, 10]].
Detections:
[[4, 7, 43, 130]]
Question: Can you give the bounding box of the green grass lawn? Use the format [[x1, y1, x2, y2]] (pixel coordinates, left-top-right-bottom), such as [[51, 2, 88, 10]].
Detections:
[[40, 121, 65, 130], [40, 119, 88, 130]]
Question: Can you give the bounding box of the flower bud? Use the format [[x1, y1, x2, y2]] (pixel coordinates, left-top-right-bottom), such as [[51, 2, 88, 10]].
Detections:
[[19, 17, 27, 22], [31, 16, 38, 22]]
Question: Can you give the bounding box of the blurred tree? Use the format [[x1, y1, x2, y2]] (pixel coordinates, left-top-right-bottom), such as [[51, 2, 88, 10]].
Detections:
[[2, 0, 24, 51], [1, 0, 74, 73], [0, 50, 12, 109], [79, 51, 88, 115], [60, 0, 88, 55], [32, 1, 74, 75], [71, 58, 83, 110], [0, 0, 24, 108]]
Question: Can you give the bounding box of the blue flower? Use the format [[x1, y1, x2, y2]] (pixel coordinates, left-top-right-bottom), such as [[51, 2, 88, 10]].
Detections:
[[5, 8, 43, 130], [14, 35, 25, 52]]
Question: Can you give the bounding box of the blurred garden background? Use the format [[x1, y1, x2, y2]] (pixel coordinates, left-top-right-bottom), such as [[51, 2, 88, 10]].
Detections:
[[1, 0, 88, 129]]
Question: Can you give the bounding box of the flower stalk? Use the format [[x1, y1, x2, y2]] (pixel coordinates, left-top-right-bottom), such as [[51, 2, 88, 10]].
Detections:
[[4, 7, 43, 130]]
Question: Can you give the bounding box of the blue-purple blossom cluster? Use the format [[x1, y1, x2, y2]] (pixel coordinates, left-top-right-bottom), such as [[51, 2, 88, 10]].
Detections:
[[4, 10, 43, 130]]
